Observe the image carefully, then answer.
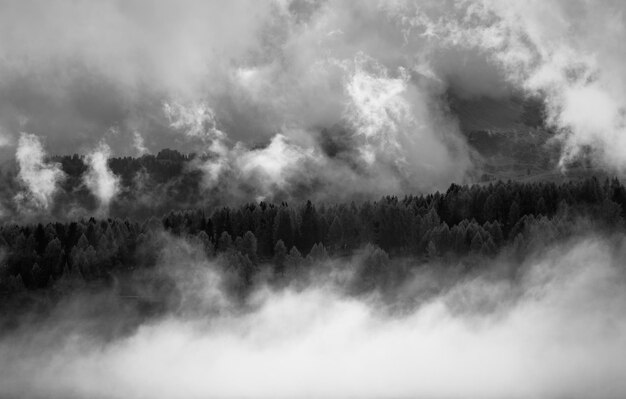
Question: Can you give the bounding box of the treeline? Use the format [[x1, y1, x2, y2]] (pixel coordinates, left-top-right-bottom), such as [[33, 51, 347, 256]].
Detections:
[[0, 149, 206, 220], [1, 177, 624, 293], [58, 149, 206, 219]]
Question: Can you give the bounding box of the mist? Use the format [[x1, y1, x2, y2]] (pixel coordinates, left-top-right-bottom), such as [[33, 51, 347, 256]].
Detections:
[[13, 133, 65, 213], [1, 233, 626, 399], [1, 2, 626, 397], [83, 142, 120, 215]]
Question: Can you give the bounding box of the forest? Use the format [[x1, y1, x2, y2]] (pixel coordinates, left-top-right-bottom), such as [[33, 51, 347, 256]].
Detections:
[[1, 174, 624, 297]]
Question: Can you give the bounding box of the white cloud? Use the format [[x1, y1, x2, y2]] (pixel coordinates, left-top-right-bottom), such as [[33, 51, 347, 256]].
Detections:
[[408, 0, 626, 170], [132, 131, 148, 156], [236, 133, 320, 200], [5, 0, 626, 194], [13, 132, 65, 212], [0, 0, 478, 195], [83, 141, 120, 214]]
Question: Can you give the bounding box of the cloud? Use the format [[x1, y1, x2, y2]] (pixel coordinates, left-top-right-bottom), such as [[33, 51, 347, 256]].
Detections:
[[132, 131, 148, 156], [13, 132, 65, 212], [83, 141, 120, 214], [2, 235, 626, 398], [168, 54, 471, 201], [235, 134, 320, 201], [0, 0, 279, 155], [4, 0, 626, 198], [0, 0, 479, 198], [342, 56, 471, 187], [403, 0, 626, 170], [0, 129, 11, 147]]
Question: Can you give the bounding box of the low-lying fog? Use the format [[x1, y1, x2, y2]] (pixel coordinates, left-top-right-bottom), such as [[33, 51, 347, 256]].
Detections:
[[1, 234, 626, 399]]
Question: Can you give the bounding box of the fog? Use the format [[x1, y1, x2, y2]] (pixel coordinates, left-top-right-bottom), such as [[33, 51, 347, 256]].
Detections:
[[2, 234, 626, 399], [83, 141, 120, 215], [13, 132, 65, 213]]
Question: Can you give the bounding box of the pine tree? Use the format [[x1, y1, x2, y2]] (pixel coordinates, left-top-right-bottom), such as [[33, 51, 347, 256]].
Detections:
[[273, 240, 287, 276], [43, 238, 64, 278], [470, 232, 484, 253], [197, 231, 214, 257], [327, 216, 343, 252], [507, 201, 521, 229], [298, 200, 320, 255], [241, 231, 258, 263], [427, 240, 438, 258], [360, 245, 390, 291], [308, 243, 328, 262], [536, 196, 548, 215], [285, 247, 303, 277], [217, 231, 233, 253], [273, 207, 294, 249]]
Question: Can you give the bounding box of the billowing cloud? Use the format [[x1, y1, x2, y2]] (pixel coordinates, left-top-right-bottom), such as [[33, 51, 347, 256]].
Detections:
[[13, 132, 65, 212], [83, 141, 120, 214], [235, 134, 319, 200], [343, 56, 470, 187]]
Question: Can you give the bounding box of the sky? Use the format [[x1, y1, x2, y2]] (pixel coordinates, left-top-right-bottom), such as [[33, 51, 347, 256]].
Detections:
[[1, 0, 626, 198]]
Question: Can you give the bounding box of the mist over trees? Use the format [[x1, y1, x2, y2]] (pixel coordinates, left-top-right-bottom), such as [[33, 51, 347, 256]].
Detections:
[[1, 175, 624, 297]]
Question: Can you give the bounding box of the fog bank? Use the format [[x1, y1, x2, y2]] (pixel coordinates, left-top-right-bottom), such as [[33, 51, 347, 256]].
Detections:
[[1, 235, 626, 399]]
